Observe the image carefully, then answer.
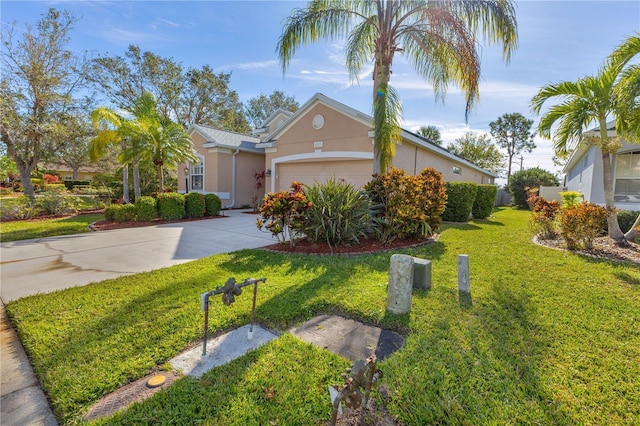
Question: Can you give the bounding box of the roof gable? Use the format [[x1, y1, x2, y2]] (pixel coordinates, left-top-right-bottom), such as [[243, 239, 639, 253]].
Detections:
[[262, 93, 372, 142], [189, 124, 262, 152]]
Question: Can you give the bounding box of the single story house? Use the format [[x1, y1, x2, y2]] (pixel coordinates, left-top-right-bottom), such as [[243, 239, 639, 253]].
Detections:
[[41, 164, 101, 182], [563, 121, 639, 210], [178, 93, 497, 207]]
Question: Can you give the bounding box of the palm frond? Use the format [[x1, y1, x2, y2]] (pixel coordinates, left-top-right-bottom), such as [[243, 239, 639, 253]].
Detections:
[[345, 17, 378, 82], [277, 0, 371, 73], [373, 81, 402, 173]]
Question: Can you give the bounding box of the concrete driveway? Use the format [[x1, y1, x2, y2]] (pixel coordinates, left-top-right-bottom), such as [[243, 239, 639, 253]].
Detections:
[[0, 209, 275, 302]]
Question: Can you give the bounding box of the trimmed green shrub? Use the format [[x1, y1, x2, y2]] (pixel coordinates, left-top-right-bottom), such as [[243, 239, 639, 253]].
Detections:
[[364, 167, 447, 243], [204, 194, 222, 216], [508, 167, 560, 208], [302, 178, 371, 247], [157, 193, 185, 221], [135, 196, 157, 222], [558, 202, 609, 250], [442, 182, 479, 222], [472, 184, 498, 219], [63, 180, 91, 191], [618, 210, 640, 233], [185, 193, 206, 219], [114, 204, 137, 222], [104, 204, 119, 222]]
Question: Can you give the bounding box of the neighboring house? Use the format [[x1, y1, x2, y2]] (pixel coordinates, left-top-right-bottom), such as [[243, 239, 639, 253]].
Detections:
[[178, 93, 497, 206], [563, 121, 640, 210], [41, 164, 101, 182]]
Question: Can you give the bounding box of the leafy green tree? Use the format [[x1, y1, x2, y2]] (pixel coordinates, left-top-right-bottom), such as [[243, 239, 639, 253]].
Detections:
[[507, 167, 559, 209], [277, 0, 518, 174], [531, 33, 640, 245], [245, 90, 299, 129], [0, 155, 18, 183], [417, 125, 442, 145], [89, 46, 250, 132], [0, 8, 89, 201], [446, 132, 504, 175], [50, 116, 94, 180], [489, 113, 536, 184]]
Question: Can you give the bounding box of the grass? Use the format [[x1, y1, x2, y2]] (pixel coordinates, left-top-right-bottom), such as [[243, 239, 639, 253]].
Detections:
[[0, 213, 104, 242], [5, 208, 639, 425]]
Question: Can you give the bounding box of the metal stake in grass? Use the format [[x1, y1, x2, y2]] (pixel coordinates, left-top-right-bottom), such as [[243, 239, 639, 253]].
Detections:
[[200, 277, 267, 355]]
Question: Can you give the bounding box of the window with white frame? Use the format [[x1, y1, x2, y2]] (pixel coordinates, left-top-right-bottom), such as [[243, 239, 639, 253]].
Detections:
[[614, 151, 640, 202], [190, 157, 204, 191]]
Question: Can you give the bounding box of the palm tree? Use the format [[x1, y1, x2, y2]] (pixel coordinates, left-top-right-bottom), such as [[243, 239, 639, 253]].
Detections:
[[531, 33, 640, 245], [610, 34, 640, 240], [417, 125, 442, 145], [278, 0, 518, 174], [91, 93, 196, 197], [122, 93, 196, 193], [90, 107, 134, 203]]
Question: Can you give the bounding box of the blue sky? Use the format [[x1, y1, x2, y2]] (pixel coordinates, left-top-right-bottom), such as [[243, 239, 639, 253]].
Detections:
[[2, 1, 639, 182]]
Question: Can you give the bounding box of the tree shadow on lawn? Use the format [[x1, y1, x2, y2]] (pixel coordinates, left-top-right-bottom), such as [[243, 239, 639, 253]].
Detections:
[[23, 268, 261, 422], [382, 282, 570, 424], [614, 270, 640, 286]]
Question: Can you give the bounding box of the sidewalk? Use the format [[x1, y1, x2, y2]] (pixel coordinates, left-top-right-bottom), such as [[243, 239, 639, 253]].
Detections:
[[1, 301, 57, 425], [0, 210, 274, 425]]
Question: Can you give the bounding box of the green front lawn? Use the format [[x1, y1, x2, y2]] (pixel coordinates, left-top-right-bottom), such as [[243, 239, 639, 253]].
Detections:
[[5, 208, 639, 425], [0, 213, 104, 242]]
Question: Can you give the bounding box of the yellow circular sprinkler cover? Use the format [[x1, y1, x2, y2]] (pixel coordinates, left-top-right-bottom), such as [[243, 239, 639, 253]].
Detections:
[[146, 374, 167, 388]]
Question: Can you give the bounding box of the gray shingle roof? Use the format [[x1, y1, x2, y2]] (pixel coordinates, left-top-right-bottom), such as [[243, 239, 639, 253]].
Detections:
[[190, 124, 262, 152]]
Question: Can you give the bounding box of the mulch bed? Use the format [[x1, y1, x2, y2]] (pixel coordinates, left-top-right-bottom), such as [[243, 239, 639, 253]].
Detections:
[[262, 235, 439, 256], [533, 235, 640, 264], [90, 215, 226, 231]]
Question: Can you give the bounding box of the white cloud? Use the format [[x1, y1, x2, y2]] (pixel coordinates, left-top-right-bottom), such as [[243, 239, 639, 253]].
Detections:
[[156, 18, 181, 28]]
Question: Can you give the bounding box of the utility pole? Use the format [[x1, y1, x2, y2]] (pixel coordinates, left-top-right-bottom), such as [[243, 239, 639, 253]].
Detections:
[[520, 155, 524, 171]]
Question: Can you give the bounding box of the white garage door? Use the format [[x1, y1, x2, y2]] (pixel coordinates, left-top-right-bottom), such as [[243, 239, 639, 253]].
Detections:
[[276, 160, 373, 191]]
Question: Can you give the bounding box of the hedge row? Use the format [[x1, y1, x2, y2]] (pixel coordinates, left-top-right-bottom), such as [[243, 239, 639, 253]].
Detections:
[[104, 193, 222, 223], [441, 182, 496, 222]]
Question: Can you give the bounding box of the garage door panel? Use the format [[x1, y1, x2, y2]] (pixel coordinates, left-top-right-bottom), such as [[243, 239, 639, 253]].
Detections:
[[277, 160, 372, 191]]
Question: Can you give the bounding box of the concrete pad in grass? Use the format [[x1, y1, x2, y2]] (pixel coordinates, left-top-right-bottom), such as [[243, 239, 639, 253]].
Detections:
[[170, 324, 278, 378]]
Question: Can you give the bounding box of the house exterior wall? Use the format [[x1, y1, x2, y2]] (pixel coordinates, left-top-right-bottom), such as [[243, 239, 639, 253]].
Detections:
[[180, 131, 263, 206], [233, 151, 265, 207], [265, 100, 495, 192], [265, 103, 374, 192], [392, 142, 494, 184], [566, 146, 596, 200], [565, 143, 640, 210]]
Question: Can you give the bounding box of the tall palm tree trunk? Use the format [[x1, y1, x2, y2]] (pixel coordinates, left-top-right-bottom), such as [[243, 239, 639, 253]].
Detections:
[[121, 164, 130, 204], [598, 119, 626, 244], [133, 161, 141, 200], [156, 161, 164, 193]]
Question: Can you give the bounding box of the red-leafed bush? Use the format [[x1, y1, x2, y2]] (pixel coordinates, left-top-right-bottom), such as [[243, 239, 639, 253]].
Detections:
[[257, 181, 312, 246], [528, 196, 561, 239]]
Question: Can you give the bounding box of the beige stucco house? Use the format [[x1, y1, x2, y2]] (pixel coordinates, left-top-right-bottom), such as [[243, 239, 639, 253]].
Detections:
[[179, 125, 264, 208], [178, 93, 497, 207]]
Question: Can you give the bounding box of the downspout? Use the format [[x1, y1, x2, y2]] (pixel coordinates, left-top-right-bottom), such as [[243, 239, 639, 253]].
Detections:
[[224, 149, 240, 209]]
